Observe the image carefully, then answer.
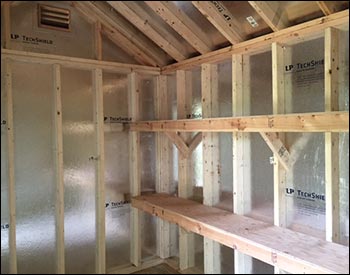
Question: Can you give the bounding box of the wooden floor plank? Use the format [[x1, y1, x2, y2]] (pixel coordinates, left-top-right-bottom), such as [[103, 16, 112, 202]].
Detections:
[[132, 194, 349, 274]]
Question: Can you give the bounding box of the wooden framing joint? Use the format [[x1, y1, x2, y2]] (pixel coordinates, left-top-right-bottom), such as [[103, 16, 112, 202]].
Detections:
[[165, 132, 202, 158], [260, 132, 295, 171]]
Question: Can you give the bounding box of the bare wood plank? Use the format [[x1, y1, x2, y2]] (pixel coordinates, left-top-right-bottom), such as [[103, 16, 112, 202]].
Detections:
[[317, 1, 339, 15], [155, 75, 172, 259], [107, 1, 187, 61], [161, 10, 349, 74], [325, 27, 340, 243], [232, 54, 253, 273], [132, 194, 349, 274], [5, 59, 17, 274], [145, 1, 213, 54], [165, 132, 189, 158], [53, 64, 65, 274], [128, 72, 141, 267], [93, 68, 106, 274], [94, 21, 102, 60], [1, 49, 160, 75], [130, 111, 349, 133], [176, 70, 195, 270], [272, 42, 287, 229], [192, 1, 244, 44], [260, 132, 294, 171], [3, 1, 11, 49], [201, 63, 221, 274], [248, 1, 289, 31], [107, 256, 164, 274], [73, 1, 169, 67]]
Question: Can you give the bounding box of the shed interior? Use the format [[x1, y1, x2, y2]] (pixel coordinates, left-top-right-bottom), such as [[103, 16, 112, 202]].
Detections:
[[1, 1, 349, 274]]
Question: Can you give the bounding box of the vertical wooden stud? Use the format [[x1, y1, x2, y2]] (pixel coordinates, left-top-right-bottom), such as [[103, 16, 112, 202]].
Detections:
[[201, 63, 221, 274], [128, 72, 141, 267], [93, 68, 106, 274], [53, 64, 65, 274], [177, 70, 195, 270], [5, 59, 17, 274], [155, 75, 171, 259], [232, 54, 252, 274], [94, 21, 102, 61], [325, 27, 340, 243]]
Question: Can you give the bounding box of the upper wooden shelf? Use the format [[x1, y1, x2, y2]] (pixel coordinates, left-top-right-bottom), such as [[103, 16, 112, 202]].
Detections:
[[132, 193, 349, 274], [130, 111, 349, 133]]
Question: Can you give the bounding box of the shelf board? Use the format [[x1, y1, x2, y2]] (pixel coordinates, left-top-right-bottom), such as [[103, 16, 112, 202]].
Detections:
[[132, 193, 349, 274], [130, 111, 349, 133]]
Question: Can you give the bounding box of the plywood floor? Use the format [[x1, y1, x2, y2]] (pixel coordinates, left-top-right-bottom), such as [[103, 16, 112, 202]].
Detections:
[[132, 263, 180, 274]]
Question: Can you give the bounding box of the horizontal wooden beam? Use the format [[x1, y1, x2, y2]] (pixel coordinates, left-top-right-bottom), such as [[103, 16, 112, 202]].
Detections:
[[132, 194, 349, 274], [161, 9, 349, 74], [130, 111, 349, 133], [107, 256, 164, 274], [1, 49, 160, 75]]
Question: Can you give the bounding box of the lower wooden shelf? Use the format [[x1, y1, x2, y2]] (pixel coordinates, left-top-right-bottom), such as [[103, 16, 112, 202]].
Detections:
[[132, 193, 349, 274]]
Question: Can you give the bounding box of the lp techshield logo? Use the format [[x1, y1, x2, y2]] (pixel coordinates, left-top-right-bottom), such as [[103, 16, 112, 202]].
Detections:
[[285, 188, 325, 202], [285, 59, 324, 73], [11, 33, 53, 45]]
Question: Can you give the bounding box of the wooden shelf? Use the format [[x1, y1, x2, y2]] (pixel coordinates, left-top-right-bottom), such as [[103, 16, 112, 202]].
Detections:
[[130, 111, 349, 133], [132, 193, 349, 274]]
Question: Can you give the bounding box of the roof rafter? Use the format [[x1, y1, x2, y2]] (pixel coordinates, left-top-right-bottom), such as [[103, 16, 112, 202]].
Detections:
[[317, 1, 341, 15], [145, 1, 213, 54], [192, 1, 245, 44], [73, 1, 170, 67], [107, 1, 188, 62], [248, 1, 289, 31]]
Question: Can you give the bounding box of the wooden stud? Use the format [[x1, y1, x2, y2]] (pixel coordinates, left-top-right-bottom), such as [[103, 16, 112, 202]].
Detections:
[[192, 1, 244, 44], [248, 1, 289, 31], [155, 75, 172, 259], [272, 42, 287, 229], [1, 49, 160, 75], [232, 54, 253, 273], [130, 111, 349, 133], [161, 10, 349, 74], [132, 194, 349, 274], [53, 64, 65, 274], [325, 27, 340, 243], [128, 72, 141, 267], [145, 1, 213, 54], [107, 1, 188, 61], [176, 70, 195, 270], [201, 63, 221, 274], [5, 59, 17, 274], [3, 1, 11, 49], [93, 68, 106, 274], [272, 42, 287, 274], [94, 21, 102, 61]]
